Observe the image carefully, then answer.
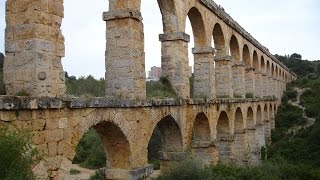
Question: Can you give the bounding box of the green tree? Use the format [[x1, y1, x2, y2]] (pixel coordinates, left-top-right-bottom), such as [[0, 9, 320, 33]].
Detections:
[[65, 74, 105, 97], [0, 126, 39, 180], [275, 53, 316, 77], [289, 53, 302, 60]]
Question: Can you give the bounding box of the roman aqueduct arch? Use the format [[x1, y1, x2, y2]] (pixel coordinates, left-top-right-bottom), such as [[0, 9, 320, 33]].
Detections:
[[1, 0, 296, 179]]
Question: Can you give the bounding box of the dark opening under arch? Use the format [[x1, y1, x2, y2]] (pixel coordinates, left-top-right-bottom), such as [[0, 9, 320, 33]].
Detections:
[[230, 35, 240, 61], [213, 23, 226, 59]]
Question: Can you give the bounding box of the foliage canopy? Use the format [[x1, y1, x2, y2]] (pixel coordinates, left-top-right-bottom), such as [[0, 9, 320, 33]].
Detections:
[[0, 126, 39, 180]]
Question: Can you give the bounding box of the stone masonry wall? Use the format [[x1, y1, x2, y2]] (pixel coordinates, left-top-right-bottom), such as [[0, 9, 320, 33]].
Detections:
[[0, 97, 278, 179]]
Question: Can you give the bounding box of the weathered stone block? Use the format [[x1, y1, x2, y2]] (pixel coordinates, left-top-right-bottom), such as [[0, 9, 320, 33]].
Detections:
[[32, 161, 49, 180], [32, 118, 46, 130], [48, 142, 58, 157], [33, 131, 46, 145], [45, 156, 62, 171], [46, 129, 64, 142]]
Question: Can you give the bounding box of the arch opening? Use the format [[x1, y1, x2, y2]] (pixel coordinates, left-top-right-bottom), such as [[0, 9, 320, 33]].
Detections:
[[235, 108, 244, 133], [263, 105, 268, 122], [234, 108, 246, 164], [93, 121, 131, 169], [186, 7, 208, 97], [217, 111, 230, 139], [253, 51, 259, 71], [62, 1, 166, 98], [261, 56, 265, 73], [216, 111, 233, 163], [157, 0, 177, 33], [245, 107, 259, 163], [230, 35, 240, 61], [213, 24, 226, 59], [72, 121, 132, 174], [187, 7, 206, 47], [269, 104, 273, 118], [243, 45, 250, 67], [72, 129, 106, 169], [193, 113, 211, 143], [256, 105, 266, 147], [267, 61, 270, 75], [263, 105, 271, 144], [256, 105, 262, 125], [147, 116, 183, 169], [247, 107, 254, 128], [271, 64, 275, 76]]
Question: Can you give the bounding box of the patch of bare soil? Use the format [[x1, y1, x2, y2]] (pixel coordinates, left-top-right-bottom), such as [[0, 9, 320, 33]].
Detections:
[[288, 88, 316, 135], [69, 164, 96, 180]]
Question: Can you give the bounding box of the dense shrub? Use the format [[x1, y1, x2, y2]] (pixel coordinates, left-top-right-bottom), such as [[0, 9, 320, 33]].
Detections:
[[157, 159, 320, 180], [157, 159, 212, 180], [274, 103, 305, 130], [307, 73, 319, 80], [146, 77, 177, 98], [283, 88, 298, 102], [66, 74, 105, 97], [0, 126, 39, 180], [300, 87, 320, 118]]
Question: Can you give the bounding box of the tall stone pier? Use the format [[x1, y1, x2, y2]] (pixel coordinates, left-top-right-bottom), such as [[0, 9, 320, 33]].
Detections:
[[215, 56, 233, 98], [254, 72, 262, 98], [245, 67, 255, 97], [192, 47, 216, 98], [232, 62, 246, 98], [159, 32, 190, 98], [103, 8, 146, 100], [4, 0, 66, 97]]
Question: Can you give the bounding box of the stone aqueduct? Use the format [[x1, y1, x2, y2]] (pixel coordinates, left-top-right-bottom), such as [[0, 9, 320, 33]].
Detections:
[[2, 0, 296, 179]]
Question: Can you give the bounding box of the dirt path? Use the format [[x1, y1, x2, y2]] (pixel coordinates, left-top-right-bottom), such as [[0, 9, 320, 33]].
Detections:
[[68, 165, 161, 180], [69, 164, 96, 180], [150, 170, 161, 179], [288, 88, 316, 135]]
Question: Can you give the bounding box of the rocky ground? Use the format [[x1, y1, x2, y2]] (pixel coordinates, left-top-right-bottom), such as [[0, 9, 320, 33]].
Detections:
[[69, 164, 96, 180]]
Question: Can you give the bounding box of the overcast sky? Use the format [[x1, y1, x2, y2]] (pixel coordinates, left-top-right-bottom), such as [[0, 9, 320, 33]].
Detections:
[[0, 0, 319, 78]]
